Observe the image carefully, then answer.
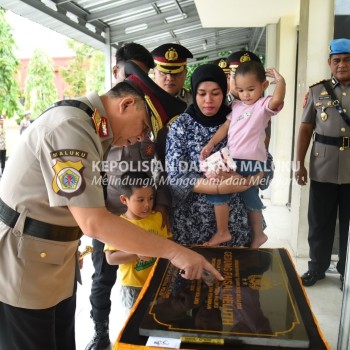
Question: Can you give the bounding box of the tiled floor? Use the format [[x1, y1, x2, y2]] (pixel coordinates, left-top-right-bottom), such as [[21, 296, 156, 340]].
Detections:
[[75, 200, 343, 350], [262, 201, 343, 350]]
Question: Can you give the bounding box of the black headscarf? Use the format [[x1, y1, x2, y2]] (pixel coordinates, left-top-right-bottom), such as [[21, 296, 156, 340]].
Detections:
[[186, 63, 231, 127]]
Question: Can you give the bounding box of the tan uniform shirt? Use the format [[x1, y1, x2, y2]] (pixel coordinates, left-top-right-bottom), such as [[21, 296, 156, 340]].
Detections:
[[302, 78, 350, 184], [0, 92, 113, 309]]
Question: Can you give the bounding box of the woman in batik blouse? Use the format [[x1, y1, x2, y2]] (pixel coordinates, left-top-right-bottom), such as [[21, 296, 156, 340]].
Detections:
[[166, 64, 273, 246]]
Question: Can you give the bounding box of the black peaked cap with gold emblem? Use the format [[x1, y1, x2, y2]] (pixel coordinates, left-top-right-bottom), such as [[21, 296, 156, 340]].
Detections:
[[213, 57, 230, 75], [124, 61, 187, 138], [151, 43, 193, 74], [227, 51, 261, 73]]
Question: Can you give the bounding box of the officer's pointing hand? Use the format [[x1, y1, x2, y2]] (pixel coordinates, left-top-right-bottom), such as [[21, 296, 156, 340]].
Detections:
[[169, 245, 224, 281]]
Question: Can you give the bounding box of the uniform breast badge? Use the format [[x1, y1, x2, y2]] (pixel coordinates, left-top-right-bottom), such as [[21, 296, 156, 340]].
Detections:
[[320, 107, 328, 121]]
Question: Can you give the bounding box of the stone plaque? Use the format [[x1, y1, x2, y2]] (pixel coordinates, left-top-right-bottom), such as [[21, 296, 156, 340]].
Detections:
[[139, 247, 310, 348]]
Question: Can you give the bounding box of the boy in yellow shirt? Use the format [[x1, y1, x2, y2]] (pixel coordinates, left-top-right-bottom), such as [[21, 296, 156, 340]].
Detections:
[[104, 171, 171, 316]]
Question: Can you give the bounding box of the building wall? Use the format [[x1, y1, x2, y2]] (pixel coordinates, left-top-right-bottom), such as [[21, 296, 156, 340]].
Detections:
[[16, 56, 74, 100]]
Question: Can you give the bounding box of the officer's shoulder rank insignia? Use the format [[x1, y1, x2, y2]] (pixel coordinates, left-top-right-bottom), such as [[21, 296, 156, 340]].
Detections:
[[92, 109, 109, 137], [309, 79, 329, 88], [180, 88, 190, 98]]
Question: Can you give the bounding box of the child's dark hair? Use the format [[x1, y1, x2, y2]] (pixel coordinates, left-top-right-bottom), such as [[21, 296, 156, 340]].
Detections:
[[235, 60, 266, 82], [120, 171, 154, 197]]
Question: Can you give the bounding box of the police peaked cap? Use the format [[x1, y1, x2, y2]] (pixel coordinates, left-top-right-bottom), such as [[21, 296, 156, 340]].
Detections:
[[329, 38, 350, 56], [124, 61, 187, 137], [227, 51, 261, 72], [151, 43, 193, 74], [213, 57, 230, 75]]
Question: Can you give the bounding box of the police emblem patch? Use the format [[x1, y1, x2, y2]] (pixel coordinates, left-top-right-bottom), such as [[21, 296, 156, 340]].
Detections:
[[52, 160, 86, 199]]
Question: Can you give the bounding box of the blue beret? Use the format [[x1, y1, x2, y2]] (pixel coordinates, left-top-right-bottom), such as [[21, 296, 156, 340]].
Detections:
[[329, 38, 350, 56]]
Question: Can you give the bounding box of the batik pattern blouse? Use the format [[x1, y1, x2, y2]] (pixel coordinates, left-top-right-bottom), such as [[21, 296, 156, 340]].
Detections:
[[166, 113, 252, 247]]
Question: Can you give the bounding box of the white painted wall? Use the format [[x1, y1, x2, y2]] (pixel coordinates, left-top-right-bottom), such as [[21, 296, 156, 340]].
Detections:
[[194, 0, 337, 258], [290, 0, 334, 257], [194, 0, 299, 27]]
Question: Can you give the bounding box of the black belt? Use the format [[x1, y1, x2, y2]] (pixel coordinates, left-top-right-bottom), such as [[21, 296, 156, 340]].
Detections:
[[315, 133, 350, 149], [0, 198, 82, 242]]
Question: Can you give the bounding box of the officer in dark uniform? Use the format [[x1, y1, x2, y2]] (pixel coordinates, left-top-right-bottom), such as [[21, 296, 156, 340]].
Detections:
[[86, 43, 186, 350], [151, 43, 193, 106], [295, 38, 350, 289]]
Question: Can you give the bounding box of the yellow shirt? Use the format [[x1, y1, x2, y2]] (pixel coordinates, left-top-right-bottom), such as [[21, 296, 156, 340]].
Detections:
[[104, 211, 171, 287]]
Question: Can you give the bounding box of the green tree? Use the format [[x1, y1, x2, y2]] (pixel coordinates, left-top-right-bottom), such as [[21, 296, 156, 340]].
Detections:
[[86, 50, 105, 95], [60, 40, 105, 97], [184, 50, 235, 90], [24, 48, 58, 119], [185, 55, 209, 90], [0, 7, 22, 118]]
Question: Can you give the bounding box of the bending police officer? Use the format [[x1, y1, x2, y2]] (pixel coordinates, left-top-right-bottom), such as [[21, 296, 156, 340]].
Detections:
[[0, 61, 223, 350], [86, 43, 158, 350]]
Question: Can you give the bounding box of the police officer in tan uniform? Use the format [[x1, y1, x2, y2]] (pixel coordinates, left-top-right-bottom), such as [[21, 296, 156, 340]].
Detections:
[[86, 43, 185, 350], [295, 38, 350, 288], [0, 61, 223, 350], [151, 43, 193, 106]]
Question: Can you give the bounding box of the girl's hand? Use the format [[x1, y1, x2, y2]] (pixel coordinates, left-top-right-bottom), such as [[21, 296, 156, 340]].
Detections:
[[265, 68, 284, 85]]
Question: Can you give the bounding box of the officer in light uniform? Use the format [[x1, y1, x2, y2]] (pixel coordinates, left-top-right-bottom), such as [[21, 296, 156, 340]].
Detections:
[[0, 61, 222, 350], [87, 44, 156, 350], [295, 38, 350, 289], [151, 43, 193, 106]]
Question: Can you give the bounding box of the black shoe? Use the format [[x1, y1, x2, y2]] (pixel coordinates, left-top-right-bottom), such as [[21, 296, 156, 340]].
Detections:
[[301, 270, 325, 287], [85, 320, 110, 350], [340, 275, 344, 291]]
